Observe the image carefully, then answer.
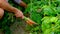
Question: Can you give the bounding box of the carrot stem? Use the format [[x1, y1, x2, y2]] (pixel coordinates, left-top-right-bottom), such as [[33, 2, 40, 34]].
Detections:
[[23, 16, 37, 26]]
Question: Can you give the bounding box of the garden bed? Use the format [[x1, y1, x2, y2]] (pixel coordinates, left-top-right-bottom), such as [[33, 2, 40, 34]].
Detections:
[[0, 0, 60, 34]]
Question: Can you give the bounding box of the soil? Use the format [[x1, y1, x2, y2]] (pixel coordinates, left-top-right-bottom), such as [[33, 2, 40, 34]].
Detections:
[[0, 19, 29, 34]]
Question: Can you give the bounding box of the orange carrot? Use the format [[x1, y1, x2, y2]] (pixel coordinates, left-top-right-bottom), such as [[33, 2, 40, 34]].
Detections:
[[23, 16, 37, 26]]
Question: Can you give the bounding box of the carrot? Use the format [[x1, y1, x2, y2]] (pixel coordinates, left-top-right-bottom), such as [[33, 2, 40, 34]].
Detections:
[[23, 16, 37, 26]]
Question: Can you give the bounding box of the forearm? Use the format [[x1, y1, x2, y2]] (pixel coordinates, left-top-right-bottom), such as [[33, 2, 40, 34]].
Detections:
[[19, 1, 27, 8], [0, 0, 18, 13], [14, 0, 27, 8]]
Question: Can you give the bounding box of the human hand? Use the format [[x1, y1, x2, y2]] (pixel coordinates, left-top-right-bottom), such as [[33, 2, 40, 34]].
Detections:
[[14, 10, 24, 19]]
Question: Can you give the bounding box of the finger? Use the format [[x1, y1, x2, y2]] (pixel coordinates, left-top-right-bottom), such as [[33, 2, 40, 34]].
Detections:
[[21, 16, 24, 19]]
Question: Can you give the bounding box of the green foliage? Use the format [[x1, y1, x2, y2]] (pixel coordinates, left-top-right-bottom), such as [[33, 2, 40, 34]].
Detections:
[[23, 0, 30, 4], [41, 16, 60, 34], [0, 0, 60, 34], [24, 0, 60, 34], [0, 11, 16, 34]]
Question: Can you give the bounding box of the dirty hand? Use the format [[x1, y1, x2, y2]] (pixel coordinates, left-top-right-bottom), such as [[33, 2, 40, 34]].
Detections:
[[14, 9, 24, 19]]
